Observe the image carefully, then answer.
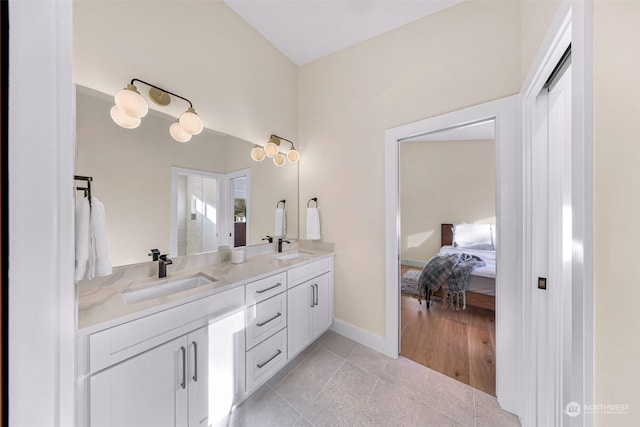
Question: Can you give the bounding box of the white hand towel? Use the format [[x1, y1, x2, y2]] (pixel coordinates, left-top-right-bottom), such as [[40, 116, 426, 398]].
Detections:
[[75, 197, 91, 281], [275, 207, 286, 237], [75, 196, 112, 281], [306, 207, 321, 240], [90, 197, 112, 278]]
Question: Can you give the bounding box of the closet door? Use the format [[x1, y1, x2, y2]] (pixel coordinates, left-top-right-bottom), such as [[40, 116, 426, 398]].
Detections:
[[530, 57, 573, 425]]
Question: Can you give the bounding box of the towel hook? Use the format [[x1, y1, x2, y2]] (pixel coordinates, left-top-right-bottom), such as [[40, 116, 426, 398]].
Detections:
[[277, 199, 286, 208], [307, 197, 318, 208], [74, 175, 93, 207]]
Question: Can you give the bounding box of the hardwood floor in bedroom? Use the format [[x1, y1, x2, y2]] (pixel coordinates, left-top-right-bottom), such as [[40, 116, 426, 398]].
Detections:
[[400, 266, 496, 396]]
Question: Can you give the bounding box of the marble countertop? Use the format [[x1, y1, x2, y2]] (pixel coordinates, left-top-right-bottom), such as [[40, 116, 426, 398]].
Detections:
[[77, 248, 333, 334]]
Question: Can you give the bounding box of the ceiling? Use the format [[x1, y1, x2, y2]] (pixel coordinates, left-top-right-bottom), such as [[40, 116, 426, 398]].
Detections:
[[224, 0, 464, 66]]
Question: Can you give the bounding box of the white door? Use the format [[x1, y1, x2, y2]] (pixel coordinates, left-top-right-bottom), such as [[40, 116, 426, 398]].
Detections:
[[90, 337, 188, 427], [311, 273, 332, 337], [287, 282, 314, 358], [187, 327, 209, 427], [530, 55, 572, 425]]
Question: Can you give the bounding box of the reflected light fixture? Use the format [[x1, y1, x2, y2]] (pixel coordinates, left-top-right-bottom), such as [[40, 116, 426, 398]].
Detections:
[[251, 134, 300, 166], [110, 78, 204, 143], [250, 145, 266, 161]]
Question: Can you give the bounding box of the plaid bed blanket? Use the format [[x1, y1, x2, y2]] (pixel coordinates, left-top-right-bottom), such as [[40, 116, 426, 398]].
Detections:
[[418, 253, 486, 301]]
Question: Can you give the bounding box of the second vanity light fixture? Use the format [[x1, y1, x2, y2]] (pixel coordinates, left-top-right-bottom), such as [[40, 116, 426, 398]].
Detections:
[[110, 78, 204, 143], [251, 134, 300, 167]]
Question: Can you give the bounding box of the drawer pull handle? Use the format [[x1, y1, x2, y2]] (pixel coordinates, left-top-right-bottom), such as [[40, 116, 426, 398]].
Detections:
[[314, 283, 319, 306], [256, 283, 282, 294], [310, 284, 315, 307], [256, 312, 282, 327], [180, 346, 186, 389], [257, 349, 282, 369], [191, 341, 198, 382]]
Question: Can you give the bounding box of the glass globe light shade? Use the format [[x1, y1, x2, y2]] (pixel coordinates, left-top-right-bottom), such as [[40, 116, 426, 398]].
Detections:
[[251, 146, 266, 162], [169, 121, 192, 143], [273, 153, 286, 167], [114, 84, 148, 118], [264, 137, 280, 158], [179, 107, 204, 135], [110, 105, 141, 129], [286, 149, 300, 163]]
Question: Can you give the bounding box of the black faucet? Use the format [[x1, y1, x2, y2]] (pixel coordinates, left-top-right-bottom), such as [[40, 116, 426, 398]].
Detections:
[[262, 235, 273, 243], [277, 238, 291, 253], [148, 248, 160, 261], [158, 254, 172, 278]]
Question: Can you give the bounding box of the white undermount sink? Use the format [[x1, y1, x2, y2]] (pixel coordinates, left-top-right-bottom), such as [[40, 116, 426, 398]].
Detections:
[[276, 251, 312, 261], [121, 272, 217, 305]]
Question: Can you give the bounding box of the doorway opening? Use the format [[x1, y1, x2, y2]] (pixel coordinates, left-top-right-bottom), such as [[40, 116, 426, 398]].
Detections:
[[398, 120, 497, 396]]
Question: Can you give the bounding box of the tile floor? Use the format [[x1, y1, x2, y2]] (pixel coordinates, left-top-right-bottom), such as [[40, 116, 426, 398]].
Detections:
[[215, 330, 521, 427]]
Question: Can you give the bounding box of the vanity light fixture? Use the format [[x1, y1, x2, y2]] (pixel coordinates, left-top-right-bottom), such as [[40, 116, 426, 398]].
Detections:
[[251, 134, 300, 166], [111, 78, 204, 142]]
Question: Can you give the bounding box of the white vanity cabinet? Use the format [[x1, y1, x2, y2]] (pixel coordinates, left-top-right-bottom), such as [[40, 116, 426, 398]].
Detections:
[[244, 272, 288, 393], [287, 258, 333, 359], [79, 254, 334, 427], [81, 286, 246, 427]]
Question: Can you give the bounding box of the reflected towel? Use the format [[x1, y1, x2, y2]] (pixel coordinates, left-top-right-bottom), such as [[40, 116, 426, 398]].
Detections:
[[75, 197, 91, 281], [75, 196, 112, 281], [306, 207, 321, 240], [275, 207, 286, 237], [90, 197, 112, 278]]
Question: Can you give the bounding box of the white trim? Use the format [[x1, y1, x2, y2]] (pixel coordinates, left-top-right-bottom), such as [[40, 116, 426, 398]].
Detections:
[[520, 2, 593, 426], [226, 168, 252, 247], [384, 96, 522, 416], [329, 319, 387, 355], [9, 1, 76, 425]]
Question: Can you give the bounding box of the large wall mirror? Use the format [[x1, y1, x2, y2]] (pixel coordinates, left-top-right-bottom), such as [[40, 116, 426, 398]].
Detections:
[[76, 86, 298, 267]]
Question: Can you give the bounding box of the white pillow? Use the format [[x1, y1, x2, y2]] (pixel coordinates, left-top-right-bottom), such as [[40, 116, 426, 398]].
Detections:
[[453, 223, 494, 249]]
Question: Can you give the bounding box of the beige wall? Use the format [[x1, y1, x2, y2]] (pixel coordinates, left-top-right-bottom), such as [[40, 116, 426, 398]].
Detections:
[[520, 0, 562, 84], [594, 1, 640, 425], [73, 0, 297, 151], [400, 139, 495, 264], [299, 0, 521, 335]]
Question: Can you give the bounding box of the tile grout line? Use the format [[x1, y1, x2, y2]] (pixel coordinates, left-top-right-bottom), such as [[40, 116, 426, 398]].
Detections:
[[351, 373, 381, 427]]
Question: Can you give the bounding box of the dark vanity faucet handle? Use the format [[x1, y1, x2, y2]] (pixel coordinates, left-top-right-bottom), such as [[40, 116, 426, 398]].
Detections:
[[262, 236, 274, 243], [148, 249, 161, 261]]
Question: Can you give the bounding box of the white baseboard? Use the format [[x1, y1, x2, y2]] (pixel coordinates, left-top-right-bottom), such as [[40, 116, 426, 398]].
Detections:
[[401, 259, 425, 268], [330, 318, 393, 358]]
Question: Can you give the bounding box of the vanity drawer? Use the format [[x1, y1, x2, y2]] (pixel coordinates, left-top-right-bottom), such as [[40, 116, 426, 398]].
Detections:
[[246, 292, 287, 349], [287, 257, 332, 288], [245, 272, 286, 305], [246, 328, 287, 392], [89, 286, 244, 374]]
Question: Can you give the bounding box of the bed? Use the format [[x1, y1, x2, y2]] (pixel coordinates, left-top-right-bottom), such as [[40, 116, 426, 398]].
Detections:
[[425, 223, 496, 311]]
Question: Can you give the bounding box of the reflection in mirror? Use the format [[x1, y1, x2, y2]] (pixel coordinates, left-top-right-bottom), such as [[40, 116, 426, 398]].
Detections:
[[172, 168, 222, 257], [76, 85, 298, 267]]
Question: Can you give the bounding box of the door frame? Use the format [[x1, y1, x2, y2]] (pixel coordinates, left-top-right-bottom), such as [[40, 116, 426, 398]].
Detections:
[[520, 2, 593, 425], [384, 94, 523, 415]]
